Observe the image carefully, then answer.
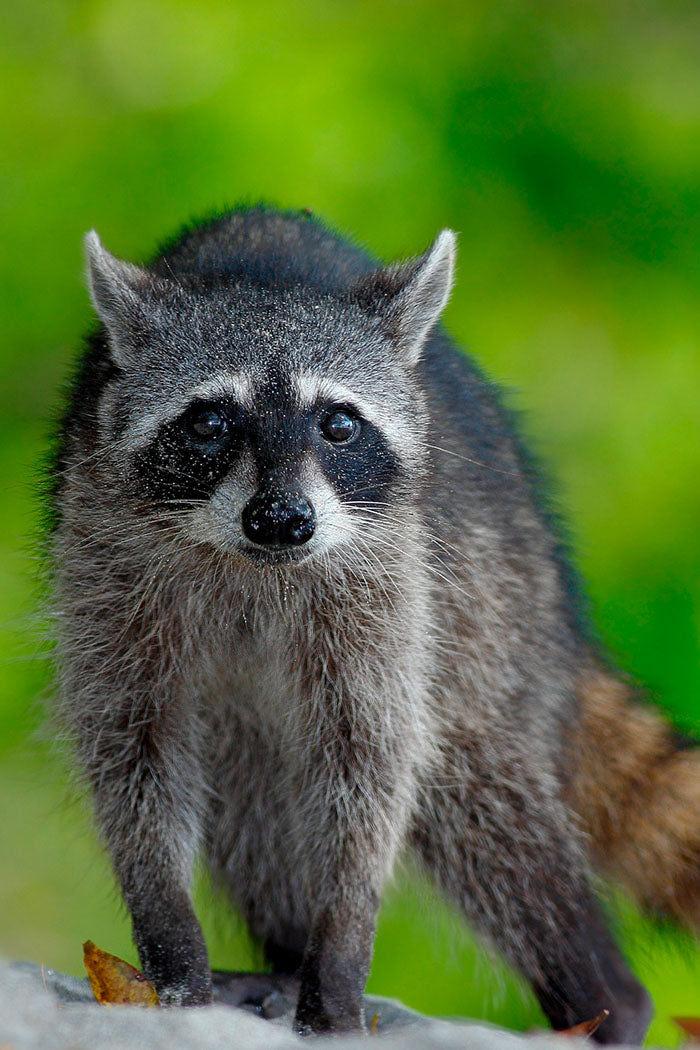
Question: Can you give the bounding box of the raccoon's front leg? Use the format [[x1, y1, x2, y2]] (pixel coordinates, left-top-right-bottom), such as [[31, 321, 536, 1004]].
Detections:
[[125, 865, 211, 1007], [291, 690, 423, 1033], [293, 837, 383, 1036], [74, 683, 211, 1006], [411, 725, 652, 1045]]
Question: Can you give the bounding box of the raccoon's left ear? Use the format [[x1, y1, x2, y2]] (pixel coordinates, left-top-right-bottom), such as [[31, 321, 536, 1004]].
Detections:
[[352, 229, 456, 366]]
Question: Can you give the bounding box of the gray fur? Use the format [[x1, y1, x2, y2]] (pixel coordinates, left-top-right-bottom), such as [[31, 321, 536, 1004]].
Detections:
[[48, 207, 652, 1040]]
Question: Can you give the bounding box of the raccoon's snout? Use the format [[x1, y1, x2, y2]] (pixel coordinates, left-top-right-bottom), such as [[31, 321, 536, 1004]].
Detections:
[[241, 492, 316, 548]]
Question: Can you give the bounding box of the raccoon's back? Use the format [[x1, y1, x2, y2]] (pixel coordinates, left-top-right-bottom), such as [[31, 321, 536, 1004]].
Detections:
[[152, 205, 376, 292]]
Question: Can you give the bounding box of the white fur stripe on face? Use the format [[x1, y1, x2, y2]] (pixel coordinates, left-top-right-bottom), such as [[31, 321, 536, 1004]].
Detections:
[[117, 368, 413, 454], [182, 450, 359, 557], [187, 372, 255, 408], [300, 458, 358, 552], [120, 372, 255, 449], [292, 372, 413, 451]]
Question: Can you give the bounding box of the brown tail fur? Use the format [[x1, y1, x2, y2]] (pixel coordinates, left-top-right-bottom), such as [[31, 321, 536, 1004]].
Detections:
[[571, 671, 700, 929]]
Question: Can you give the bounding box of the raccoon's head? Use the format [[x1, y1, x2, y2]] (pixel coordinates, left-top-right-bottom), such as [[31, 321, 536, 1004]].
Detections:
[[84, 225, 455, 569]]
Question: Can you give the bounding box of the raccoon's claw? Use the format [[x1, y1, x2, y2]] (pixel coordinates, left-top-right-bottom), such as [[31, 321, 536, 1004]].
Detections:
[[157, 984, 214, 1007], [293, 1011, 366, 1037], [293, 993, 366, 1036]]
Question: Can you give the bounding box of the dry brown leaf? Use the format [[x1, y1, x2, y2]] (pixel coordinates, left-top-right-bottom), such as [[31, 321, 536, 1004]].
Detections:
[[674, 1018, 700, 1043], [559, 1009, 610, 1039], [83, 940, 160, 1006]]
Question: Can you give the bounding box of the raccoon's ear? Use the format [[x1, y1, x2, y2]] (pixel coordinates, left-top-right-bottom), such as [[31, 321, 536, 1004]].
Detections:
[[353, 229, 456, 366], [84, 231, 162, 368]]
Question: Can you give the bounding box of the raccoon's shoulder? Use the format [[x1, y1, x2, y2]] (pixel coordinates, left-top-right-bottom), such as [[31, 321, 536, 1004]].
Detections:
[[419, 330, 590, 637], [419, 330, 526, 484], [419, 327, 562, 522], [150, 204, 376, 293]]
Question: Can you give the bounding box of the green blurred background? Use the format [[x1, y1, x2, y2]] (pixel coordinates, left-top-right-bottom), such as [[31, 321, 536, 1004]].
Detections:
[[1, 0, 698, 1043]]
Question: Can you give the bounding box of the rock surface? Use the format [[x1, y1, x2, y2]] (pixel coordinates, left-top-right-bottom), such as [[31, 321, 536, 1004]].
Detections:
[[0, 961, 593, 1050]]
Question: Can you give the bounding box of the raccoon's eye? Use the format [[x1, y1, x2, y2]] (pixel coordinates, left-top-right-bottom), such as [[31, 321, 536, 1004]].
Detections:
[[320, 409, 360, 444], [184, 405, 229, 444]]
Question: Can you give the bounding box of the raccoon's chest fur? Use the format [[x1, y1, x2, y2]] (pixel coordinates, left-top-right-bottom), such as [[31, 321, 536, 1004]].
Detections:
[[200, 604, 362, 904], [196, 576, 357, 770], [204, 609, 303, 735]]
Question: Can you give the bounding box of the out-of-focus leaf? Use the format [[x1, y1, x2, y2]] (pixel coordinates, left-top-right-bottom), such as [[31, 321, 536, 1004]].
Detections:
[[559, 1009, 610, 1038], [83, 940, 160, 1006], [674, 1018, 700, 1043]]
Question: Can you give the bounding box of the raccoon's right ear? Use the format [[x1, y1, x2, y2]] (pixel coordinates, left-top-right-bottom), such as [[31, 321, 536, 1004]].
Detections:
[[84, 231, 165, 368], [351, 229, 457, 366]]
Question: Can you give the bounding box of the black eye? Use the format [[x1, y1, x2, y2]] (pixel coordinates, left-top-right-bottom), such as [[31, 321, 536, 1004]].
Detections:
[[320, 409, 360, 444], [185, 405, 229, 444]]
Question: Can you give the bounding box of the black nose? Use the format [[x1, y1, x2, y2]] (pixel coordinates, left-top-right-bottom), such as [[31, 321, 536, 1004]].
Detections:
[[242, 492, 316, 548]]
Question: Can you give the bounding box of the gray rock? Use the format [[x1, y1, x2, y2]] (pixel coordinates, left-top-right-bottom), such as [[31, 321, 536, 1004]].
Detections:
[[0, 961, 610, 1050]]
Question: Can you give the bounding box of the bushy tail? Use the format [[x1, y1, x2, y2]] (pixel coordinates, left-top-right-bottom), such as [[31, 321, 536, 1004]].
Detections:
[[571, 671, 700, 929]]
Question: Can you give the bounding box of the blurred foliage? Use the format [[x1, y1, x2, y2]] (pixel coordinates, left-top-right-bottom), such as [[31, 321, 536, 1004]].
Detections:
[[0, 0, 698, 1044]]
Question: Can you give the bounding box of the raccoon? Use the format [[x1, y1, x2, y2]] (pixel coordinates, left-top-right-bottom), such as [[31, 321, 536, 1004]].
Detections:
[[47, 205, 699, 1041]]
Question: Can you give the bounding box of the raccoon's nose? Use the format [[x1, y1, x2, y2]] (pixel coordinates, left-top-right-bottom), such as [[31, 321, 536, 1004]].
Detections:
[[241, 492, 316, 548]]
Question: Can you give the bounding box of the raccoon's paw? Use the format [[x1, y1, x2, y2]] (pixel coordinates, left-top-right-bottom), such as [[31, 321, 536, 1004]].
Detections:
[[156, 972, 214, 1007], [294, 1015, 367, 1037], [294, 998, 366, 1036]]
